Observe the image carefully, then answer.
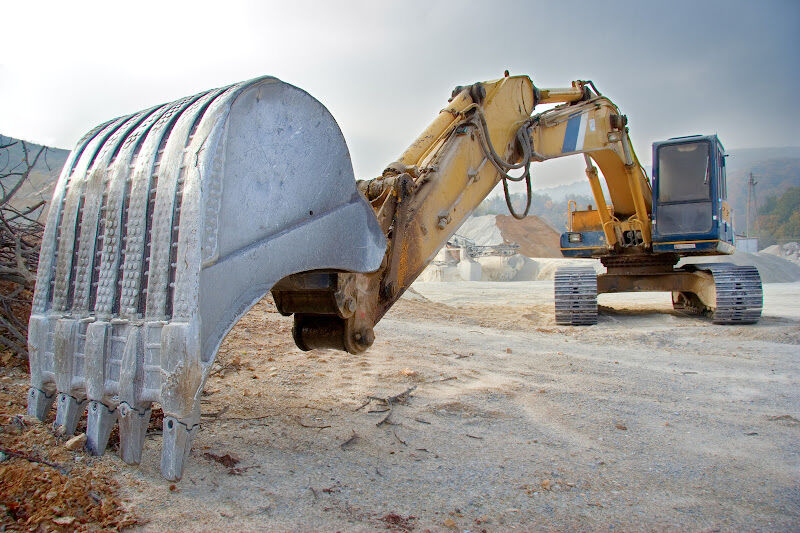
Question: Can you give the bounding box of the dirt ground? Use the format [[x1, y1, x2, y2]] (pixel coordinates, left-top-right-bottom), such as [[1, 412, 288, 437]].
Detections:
[[3, 281, 800, 531]]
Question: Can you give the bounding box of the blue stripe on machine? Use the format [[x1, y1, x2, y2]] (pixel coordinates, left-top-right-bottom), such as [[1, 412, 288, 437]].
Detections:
[[562, 113, 582, 153]]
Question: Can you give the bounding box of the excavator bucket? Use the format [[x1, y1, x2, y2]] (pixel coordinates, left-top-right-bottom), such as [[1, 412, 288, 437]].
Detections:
[[27, 76, 386, 480]]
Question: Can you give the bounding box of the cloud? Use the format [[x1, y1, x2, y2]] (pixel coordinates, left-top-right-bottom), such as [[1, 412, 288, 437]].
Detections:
[[1, 0, 797, 187]]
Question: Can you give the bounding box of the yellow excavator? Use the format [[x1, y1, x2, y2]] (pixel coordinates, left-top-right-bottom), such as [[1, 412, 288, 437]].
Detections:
[[528, 86, 761, 326], [26, 73, 761, 479]]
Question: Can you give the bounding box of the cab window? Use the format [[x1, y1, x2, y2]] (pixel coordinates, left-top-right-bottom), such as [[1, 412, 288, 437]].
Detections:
[[657, 142, 711, 202], [718, 149, 727, 200]]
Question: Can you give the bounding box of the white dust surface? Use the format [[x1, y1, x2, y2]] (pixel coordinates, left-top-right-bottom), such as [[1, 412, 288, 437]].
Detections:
[[107, 281, 799, 531]]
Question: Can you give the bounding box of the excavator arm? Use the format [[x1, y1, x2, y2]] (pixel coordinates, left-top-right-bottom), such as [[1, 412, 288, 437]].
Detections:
[[526, 83, 653, 249], [275, 77, 658, 354], [274, 75, 538, 354]]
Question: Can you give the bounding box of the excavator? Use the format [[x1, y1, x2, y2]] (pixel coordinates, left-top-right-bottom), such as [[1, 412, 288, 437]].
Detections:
[[25, 73, 762, 480], [547, 113, 762, 325]]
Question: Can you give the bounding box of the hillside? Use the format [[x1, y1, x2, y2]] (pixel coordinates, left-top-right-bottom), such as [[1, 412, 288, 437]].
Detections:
[[0, 134, 69, 222], [537, 180, 593, 201], [475, 146, 800, 236], [725, 147, 800, 228], [755, 186, 800, 246], [474, 192, 593, 231]]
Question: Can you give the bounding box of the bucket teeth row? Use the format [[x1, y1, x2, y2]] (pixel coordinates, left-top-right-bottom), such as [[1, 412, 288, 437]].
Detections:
[[26, 319, 196, 478], [27, 397, 196, 478]]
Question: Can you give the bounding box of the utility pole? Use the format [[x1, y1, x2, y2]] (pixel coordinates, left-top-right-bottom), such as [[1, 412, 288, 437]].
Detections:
[[746, 172, 758, 238]]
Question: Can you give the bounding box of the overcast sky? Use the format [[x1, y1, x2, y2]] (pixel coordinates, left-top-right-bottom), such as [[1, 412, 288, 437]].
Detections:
[[2, 0, 798, 189]]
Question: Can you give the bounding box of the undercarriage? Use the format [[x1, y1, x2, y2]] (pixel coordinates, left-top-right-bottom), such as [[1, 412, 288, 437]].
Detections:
[[554, 255, 763, 325]]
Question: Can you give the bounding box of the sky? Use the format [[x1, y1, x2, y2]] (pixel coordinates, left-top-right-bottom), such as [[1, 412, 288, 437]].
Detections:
[[1, 0, 798, 190]]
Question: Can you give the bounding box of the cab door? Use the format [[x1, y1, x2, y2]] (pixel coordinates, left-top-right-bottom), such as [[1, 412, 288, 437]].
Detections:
[[653, 139, 714, 238], [716, 143, 734, 245]]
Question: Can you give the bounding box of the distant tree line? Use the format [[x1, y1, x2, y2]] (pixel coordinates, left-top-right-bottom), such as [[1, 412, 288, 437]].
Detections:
[[756, 186, 800, 247], [474, 191, 594, 230]]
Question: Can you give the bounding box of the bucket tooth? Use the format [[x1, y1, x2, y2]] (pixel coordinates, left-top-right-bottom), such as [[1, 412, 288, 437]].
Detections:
[[54, 393, 87, 436], [27, 387, 56, 420], [86, 401, 117, 455], [160, 416, 198, 481], [118, 402, 152, 464]]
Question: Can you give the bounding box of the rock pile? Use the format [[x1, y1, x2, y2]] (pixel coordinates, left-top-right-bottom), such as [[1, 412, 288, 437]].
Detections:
[[760, 242, 800, 266]]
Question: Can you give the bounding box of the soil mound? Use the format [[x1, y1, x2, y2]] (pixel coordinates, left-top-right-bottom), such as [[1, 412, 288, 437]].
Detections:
[[453, 215, 504, 245], [453, 214, 561, 258], [495, 214, 562, 258], [760, 242, 800, 266]]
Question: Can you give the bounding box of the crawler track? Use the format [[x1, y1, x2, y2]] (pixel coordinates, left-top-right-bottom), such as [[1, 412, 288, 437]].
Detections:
[[554, 266, 598, 325], [693, 263, 763, 324]]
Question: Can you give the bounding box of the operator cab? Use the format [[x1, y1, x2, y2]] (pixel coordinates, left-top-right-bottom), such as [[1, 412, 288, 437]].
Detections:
[[651, 134, 734, 255]]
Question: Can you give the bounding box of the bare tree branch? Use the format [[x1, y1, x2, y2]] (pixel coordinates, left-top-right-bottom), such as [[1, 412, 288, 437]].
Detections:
[[0, 138, 51, 360], [0, 143, 45, 207]]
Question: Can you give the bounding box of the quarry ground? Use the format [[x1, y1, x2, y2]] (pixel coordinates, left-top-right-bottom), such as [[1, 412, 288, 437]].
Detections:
[[5, 281, 800, 531]]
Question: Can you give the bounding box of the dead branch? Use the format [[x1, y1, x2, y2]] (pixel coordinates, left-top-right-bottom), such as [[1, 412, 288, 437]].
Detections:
[[368, 385, 417, 405], [0, 138, 51, 360], [0, 447, 60, 468], [354, 399, 371, 411], [0, 333, 26, 354], [393, 429, 407, 446], [200, 405, 230, 419], [340, 430, 359, 449], [0, 141, 45, 207], [376, 409, 395, 427], [428, 376, 458, 383], [298, 420, 331, 429], [5, 200, 45, 222], [364, 386, 417, 427]]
